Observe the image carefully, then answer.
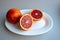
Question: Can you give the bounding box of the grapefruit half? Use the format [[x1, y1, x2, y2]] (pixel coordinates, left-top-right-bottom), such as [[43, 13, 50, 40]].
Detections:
[[30, 9, 43, 21], [19, 14, 33, 30]]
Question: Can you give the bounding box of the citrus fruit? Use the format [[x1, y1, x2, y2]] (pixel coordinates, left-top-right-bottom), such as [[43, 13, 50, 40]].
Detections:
[[6, 8, 22, 24], [19, 14, 33, 30], [30, 9, 43, 21]]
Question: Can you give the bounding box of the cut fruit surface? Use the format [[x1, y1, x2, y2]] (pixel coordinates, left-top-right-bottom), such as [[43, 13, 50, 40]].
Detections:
[[6, 8, 22, 24], [19, 14, 33, 30], [30, 9, 43, 21]]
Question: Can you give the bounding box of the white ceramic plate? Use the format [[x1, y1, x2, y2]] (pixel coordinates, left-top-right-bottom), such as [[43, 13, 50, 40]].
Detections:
[[5, 9, 53, 36]]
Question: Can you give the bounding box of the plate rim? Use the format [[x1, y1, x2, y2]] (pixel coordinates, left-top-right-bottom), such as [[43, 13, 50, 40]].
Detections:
[[5, 9, 53, 36]]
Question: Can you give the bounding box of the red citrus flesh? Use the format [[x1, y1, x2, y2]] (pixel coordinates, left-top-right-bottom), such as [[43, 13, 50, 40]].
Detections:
[[30, 9, 43, 20], [20, 14, 33, 30]]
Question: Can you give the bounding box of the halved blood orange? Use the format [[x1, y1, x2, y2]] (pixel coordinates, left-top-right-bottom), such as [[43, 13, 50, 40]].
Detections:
[[19, 14, 33, 30], [30, 9, 43, 21]]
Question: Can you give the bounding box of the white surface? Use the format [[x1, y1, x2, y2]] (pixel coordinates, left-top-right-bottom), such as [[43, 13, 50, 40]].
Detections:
[[5, 9, 53, 36]]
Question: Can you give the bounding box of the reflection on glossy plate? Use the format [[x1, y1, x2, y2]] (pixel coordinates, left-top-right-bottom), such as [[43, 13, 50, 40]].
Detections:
[[5, 9, 53, 36]]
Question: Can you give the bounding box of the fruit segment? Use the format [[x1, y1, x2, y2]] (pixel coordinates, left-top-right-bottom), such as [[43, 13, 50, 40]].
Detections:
[[20, 14, 33, 30], [30, 9, 43, 21]]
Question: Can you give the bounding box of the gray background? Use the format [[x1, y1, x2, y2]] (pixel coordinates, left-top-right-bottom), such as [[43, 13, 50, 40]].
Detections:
[[0, 0, 60, 40]]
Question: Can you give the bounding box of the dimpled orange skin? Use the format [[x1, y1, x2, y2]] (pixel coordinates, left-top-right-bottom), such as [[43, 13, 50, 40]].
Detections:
[[30, 9, 44, 21], [19, 14, 33, 31], [6, 8, 22, 24]]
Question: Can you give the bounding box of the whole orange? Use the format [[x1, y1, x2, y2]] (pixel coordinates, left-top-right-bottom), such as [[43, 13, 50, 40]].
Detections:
[[6, 8, 22, 24]]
